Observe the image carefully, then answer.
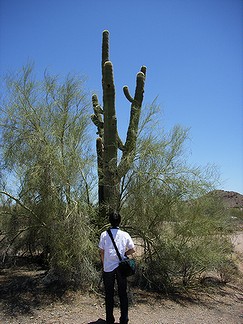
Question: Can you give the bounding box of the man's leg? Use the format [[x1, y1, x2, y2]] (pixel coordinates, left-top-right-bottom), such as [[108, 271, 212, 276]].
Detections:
[[103, 270, 116, 324], [116, 269, 129, 324]]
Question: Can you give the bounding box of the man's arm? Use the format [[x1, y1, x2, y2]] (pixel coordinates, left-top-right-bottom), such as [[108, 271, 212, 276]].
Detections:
[[100, 248, 104, 265], [125, 248, 135, 257]]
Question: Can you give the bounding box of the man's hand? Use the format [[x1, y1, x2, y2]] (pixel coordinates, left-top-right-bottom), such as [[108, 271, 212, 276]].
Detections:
[[125, 248, 135, 257]]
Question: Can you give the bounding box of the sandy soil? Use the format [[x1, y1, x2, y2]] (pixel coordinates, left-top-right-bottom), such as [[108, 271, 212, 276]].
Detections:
[[0, 282, 242, 324], [0, 233, 243, 324]]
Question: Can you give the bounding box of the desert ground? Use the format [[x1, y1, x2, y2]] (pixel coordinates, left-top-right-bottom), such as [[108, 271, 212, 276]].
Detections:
[[0, 232, 242, 324]]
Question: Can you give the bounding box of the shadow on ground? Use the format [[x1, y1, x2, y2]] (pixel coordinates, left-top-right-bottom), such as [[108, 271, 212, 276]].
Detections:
[[1, 261, 242, 323], [0, 266, 68, 317], [88, 319, 106, 324]]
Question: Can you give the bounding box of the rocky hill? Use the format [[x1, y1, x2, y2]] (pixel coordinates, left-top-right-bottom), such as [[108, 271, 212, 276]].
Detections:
[[211, 190, 243, 209]]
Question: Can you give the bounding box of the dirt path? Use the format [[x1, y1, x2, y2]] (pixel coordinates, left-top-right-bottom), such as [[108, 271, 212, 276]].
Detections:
[[0, 285, 243, 324], [0, 232, 243, 324]]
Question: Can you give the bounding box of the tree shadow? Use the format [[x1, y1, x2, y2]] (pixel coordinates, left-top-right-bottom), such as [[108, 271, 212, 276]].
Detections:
[[0, 267, 67, 318]]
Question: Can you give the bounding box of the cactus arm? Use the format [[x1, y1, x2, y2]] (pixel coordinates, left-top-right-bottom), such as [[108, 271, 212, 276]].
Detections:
[[123, 65, 146, 103], [140, 65, 147, 75], [94, 104, 103, 114], [90, 114, 104, 135], [92, 93, 99, 107], [96, 137, 104, 206], [118, 66, 146, 178], [91, 94, 104, 137], [117, 134, 125, 151], [134, 68, 146, 105], [123, 86, 134, 103]]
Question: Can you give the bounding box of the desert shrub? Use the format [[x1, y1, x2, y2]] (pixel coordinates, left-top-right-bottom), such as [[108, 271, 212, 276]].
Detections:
[[122, 169, 233, 291], [47, 204, 99, 288], [0, 198, 99, 288], [215, 258, 239, 283], [230, 208, 243, 229], [0, 66, 99, 288]]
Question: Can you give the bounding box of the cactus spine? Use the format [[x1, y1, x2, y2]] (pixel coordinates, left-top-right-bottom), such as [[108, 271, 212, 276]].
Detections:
[[91, 30, 146, 218]]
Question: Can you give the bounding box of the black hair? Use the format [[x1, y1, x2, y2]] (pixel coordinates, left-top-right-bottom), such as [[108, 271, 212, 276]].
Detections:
[[109, 211, 121, 227]]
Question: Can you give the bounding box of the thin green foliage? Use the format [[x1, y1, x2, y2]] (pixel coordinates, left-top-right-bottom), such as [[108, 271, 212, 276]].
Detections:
[[0, 65, 97, 287], [120, 106, 233, 291]]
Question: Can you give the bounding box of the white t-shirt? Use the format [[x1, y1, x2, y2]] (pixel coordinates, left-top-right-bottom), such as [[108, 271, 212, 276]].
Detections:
[[99, 228, 135, 272]]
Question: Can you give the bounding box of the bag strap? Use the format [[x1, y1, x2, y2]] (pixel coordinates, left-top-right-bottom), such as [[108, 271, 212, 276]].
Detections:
[[107, 229, 122, 261]]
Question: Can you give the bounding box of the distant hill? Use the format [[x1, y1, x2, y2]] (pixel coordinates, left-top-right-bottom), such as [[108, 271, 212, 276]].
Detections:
[[211, 190, 243, 209]]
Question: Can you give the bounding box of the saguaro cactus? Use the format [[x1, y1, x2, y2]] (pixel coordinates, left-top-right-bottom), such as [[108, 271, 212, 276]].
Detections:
[[91, 30, 146, 218]]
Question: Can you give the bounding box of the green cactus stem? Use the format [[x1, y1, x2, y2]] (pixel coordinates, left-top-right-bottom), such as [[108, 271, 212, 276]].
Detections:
[[118, 67, 146, 178], [96, 137, 104, 207], [91, 30, 146, 217], [91, 94, 104, 137]]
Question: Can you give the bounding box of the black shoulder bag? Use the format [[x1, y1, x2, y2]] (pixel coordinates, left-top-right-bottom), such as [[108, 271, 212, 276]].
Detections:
[[107, 229, 136, 277]]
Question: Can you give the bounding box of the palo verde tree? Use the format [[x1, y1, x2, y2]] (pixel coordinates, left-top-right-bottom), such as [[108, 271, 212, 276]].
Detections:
[[91, 30, 146, 219], [0, 65, 97, 285], [120, 116, 234, 290]]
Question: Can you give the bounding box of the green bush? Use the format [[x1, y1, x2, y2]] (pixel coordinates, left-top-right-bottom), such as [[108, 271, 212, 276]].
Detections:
[[123, 185, 234, 292], [48, 206, 99, 288]]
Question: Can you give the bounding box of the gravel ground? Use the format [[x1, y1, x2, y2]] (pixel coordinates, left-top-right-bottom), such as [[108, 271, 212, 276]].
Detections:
[[1, 284, 243, 324], [0, 232, 243, 324]]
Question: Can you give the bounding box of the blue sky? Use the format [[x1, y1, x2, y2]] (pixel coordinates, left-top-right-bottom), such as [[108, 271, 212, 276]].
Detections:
[[0, 0, 242, 194]]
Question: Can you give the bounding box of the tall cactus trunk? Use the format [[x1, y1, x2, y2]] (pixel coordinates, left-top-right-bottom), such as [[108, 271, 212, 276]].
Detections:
[[103, 60, 119, 213], [91, 30, 146, 221]]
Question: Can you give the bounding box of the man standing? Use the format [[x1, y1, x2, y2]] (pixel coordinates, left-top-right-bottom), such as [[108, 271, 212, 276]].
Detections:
[[99, 212, 135, 324]]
